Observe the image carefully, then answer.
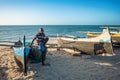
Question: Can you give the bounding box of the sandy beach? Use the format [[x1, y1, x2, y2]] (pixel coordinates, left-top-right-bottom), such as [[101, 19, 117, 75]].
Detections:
[[0, 41, 120, 80]]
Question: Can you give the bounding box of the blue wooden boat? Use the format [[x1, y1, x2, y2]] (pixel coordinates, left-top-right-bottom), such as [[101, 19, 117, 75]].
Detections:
[[13, 36, 30, 76]]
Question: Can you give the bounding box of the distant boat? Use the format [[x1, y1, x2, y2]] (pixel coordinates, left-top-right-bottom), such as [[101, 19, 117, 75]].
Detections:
[[87, 27, 120, 43], [57, 28, 114, 55], [13, 36, 30, 76]]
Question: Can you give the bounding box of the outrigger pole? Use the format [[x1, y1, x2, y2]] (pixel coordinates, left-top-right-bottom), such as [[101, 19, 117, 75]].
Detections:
[[23, 35, 27, 76]]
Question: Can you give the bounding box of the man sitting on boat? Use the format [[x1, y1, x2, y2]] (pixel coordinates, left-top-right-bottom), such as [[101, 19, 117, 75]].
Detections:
[[30, 28, 49, 65]]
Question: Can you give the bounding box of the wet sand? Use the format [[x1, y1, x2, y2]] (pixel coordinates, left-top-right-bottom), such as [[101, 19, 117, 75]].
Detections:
[[0, 43, 120, 80]]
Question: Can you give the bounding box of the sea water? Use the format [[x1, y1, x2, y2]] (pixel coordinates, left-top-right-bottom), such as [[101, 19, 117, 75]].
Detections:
[[0, 25, 120, 42]]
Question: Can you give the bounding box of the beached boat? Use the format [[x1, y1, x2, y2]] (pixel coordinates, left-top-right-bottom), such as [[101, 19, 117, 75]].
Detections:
[[13, 36, 31, 75], [57, 28, 114, 55], [87, 28, 120, 43], [13, 36, 47, 75]]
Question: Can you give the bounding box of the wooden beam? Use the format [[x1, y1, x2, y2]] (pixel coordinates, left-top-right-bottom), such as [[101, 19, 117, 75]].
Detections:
[[0, 44, 12, 46], [0, 41, 16, 43]]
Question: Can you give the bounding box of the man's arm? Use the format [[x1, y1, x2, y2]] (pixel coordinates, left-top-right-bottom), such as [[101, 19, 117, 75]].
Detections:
[[30, 34, 37, 47]]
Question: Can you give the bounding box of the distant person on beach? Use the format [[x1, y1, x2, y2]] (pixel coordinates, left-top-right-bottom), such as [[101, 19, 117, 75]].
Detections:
[[30, 28, 49, 65]]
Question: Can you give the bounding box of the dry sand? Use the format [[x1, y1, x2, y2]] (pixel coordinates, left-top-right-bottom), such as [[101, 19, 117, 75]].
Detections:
[[0, 43, 120, 80]]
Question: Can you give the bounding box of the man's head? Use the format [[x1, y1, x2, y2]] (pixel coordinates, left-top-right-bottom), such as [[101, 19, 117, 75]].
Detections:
[[40, 28, 44, 33]]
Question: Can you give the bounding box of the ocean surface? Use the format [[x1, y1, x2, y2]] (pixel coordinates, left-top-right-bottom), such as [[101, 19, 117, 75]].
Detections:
[[0, 25, 120, 42]]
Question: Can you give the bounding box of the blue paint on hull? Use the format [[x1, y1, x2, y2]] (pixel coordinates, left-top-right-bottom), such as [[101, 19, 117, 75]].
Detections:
[[13, 47, 30, 59]]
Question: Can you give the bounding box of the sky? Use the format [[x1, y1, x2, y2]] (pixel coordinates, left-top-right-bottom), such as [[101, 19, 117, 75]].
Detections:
[[0, 0, 120, 25]]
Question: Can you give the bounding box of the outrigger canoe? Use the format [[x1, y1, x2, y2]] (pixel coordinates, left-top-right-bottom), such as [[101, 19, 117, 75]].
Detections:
[[57, 28, 114, 55], [13, 36, 47, 75], [13, 36, 30, 75]]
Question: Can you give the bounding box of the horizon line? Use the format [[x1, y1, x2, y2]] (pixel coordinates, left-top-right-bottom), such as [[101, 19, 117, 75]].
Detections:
[[0, 24, 120, 26]]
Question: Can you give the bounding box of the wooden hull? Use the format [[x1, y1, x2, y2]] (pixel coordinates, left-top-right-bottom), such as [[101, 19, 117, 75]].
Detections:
[[13, 47, 30, 72], [57, 28, 114, 55], [13, 46, 47, 67], [58, 39, 113, 55]]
